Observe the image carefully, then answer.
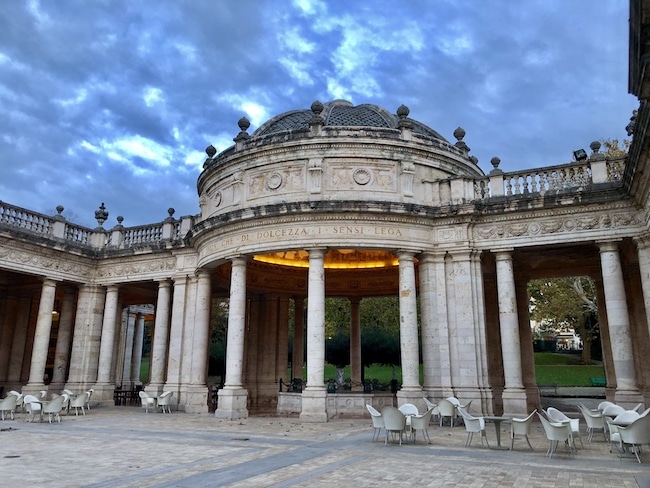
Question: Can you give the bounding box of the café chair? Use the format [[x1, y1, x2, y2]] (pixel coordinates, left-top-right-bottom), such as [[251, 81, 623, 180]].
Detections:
[[139, 391, 156, 413], [457, 406, 489, 448], [42, 395, 65, 423], [578, 403, 606, 442], [409, 407, 434, 444], [423, 397, 439, 424], [381, 406, 407, 446], [437, 398, 458, 427], [510, 409, 537, 451], [546, 407, 583, 447], [70, 391, 89, 416], [366, 404, 384, 442], [0, 394, 17, 420], [157, 391, 174, 413], [23, 394, 43, 422], [617, 414, 650, 463], [537, 412, 574, 458]]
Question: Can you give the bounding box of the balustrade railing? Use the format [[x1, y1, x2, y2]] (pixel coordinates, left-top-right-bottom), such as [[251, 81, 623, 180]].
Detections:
[[123, 224, 164, 246], [0, 202, 52, 235]]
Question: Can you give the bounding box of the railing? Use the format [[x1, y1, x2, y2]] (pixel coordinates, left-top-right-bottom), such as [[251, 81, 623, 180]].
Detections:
[[64, 223, 91, 245], [473, 158, 626, 200], [0, 202, 52, 235], [123, 224, 164, 246]]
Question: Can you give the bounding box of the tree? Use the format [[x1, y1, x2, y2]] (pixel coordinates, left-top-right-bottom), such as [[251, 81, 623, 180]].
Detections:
[[528, 276, 599, 364], [601, 138, 630, 157]]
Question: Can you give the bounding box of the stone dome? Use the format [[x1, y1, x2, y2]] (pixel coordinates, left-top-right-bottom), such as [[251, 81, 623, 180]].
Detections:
[[253, 99, 448, 142]]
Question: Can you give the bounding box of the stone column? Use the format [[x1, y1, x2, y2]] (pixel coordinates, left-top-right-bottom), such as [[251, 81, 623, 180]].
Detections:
[[598, 241, 642, 404], [419, 253, 438, 396], [494, 251, 527, 414], [396, 251, 423, 405], [131, 312, 146, 387], [50, 287, 76, 390], [121, 311, 136, 390], [25, 278, 57, 392], [7, 295, 32, 385], [164, 274, 188, 399], [180, 276, 198, 391], [0, 295, 17, 383], [276, 296, 290, 386], [349, 298, 362, 390], [217, 258, 249, 419], [186, 270, 211, 413], [94, 285, 120, 404], [292, 297, 305, 381], [300, 248, 327, 422], [148, 280, 172, 393]]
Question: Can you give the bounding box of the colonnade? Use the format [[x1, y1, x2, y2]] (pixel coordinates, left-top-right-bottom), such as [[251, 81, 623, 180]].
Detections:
[[0, 239, 648, 417]]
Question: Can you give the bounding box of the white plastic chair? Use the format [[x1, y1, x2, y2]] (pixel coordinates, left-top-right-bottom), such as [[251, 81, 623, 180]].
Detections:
[[437, 398, 457, 427], [597, 401, 616, 413], [0, 395, 17, 420], [23, 394, 42, 422], [423, 397, 438, 424], [546, 407, 583, 447], [139, 391, 155, 413], [510, 409, 537, 450], [457, 406, 489, 447], [537, 412, 574, 458], [381, 406, 407, 446], [7, 391, 23, 413], [70, 391, 89, 416], [409, 407, 434, 444], [398, 403, 419, 416], [578, 403, 606, 442], [85, 389, 94, 410], [366, 404, 384, 442], [617, 414, 650, 463], [157, 391, 174, 413], [42, 395, 65, 423]]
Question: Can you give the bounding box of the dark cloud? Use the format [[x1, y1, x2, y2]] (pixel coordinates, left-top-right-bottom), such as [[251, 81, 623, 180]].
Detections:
[[0, 0, 636, 227]]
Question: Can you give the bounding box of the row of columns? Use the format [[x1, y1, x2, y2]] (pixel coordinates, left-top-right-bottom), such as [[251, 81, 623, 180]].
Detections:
[[0, 238, 646, 415]]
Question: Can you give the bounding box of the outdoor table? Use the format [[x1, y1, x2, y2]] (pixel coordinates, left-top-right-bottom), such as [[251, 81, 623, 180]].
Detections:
[[483, 415, 511, 448]]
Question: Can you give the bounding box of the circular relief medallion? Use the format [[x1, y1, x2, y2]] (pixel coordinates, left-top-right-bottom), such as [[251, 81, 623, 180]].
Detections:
[[353, 168, 371, 185], [214, 191, 222, 207], [266, 172, 283, 190]]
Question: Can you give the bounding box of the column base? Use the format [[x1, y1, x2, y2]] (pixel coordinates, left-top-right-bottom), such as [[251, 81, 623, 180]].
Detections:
[[22, 384, 48, 396], [501, 387, 528, 416], [215, 387, 249, 420], [613, 389, 645, 409], [299, 387, 328, 423], [396, 388, 424, 410], [182, 385, 209, 413], [91, 383, 116, 407]]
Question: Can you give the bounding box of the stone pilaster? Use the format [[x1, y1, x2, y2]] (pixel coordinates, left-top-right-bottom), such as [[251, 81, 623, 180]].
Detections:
[[349, 298, 362, 390], [164, 275, 188, 403], [185, 270, 210, 413]]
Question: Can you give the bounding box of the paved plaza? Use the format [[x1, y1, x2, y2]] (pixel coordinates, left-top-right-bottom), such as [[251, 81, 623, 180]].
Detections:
[[1, 404, 648, 488]]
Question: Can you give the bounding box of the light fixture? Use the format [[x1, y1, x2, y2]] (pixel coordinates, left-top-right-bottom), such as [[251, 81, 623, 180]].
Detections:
[[573, 149, 587, 161]]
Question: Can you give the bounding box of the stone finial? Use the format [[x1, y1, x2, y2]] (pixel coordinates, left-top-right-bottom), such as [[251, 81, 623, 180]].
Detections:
[[112, 215, 124, 230], [238, 117, 251, 132], [53, 205, 66, 221], [234, 116, 251, 148], [310, 100, 325, 136], [311, 100, 324, 115], [165, 208, 176, 222], [95, 202, 109, 228], [205, 145, 216, 158], [489, 156, 503, 175], [453, 127, 470, 154], [470, 155, 479, 165], [589, 141, 605, 161], [397, 104, 412, 130]]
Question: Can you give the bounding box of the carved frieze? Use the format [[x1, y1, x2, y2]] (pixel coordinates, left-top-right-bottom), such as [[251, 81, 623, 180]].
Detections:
[[0, 246, 92, 279], [475, 211, 641, 241], [96, 257, 177, 280]]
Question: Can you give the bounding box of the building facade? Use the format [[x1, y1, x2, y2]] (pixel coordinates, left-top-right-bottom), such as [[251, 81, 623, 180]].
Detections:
[[2, 3, 650, 420]]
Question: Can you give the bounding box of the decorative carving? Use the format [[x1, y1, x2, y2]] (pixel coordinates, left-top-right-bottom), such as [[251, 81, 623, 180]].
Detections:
[[266, 172, 283, 190], [353, 168, 371, 185]]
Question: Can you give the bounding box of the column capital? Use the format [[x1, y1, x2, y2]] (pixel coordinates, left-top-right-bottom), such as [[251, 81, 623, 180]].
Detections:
[[596, 240, 622, 253], [396, 249, 417, 260], [493, 249, 514, 261]]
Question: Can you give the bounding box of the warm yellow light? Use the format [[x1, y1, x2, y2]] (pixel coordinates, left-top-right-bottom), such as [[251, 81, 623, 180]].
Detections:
[[253, 249, 398, 269]]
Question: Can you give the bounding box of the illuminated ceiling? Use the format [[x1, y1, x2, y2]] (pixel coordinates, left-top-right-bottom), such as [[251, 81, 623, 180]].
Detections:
[[253, 249, 399, 269]]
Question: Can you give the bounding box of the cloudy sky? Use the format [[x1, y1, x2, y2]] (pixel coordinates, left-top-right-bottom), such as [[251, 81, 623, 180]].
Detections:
[[0, 0, 637, 228]]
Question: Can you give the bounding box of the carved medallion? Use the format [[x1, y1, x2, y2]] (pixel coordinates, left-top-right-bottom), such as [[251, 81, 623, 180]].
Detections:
[[353, 168, 371, 185], [267, 172, 283, 190]]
